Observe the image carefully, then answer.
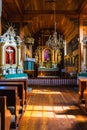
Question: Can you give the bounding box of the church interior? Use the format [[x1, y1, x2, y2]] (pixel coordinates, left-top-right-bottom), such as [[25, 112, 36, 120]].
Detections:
[[0, 0, 87, 130]]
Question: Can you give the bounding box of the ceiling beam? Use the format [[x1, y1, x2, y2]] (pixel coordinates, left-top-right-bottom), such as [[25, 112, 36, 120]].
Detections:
[[79, 0, 87, 13], [14, 0, 23, 16], [7, 14, 79, 23], [24, 10, 79, 15], [7, 13, 87, 23]]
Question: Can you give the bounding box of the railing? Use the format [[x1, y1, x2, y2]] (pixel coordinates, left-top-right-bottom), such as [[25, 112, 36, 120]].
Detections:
[[28, 78, 77, 86]]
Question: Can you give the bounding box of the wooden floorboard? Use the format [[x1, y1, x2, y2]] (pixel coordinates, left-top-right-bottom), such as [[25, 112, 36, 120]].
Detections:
[[17, 86, 87, 130]]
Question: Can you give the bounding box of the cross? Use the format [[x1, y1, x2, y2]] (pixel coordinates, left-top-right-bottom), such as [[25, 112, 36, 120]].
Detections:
[[6, 47, 14, 64]]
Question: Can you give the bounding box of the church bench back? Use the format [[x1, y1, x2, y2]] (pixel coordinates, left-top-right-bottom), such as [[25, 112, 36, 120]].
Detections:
[[0, 87, 20, 127], [0, 79, 28, 103], [0, 96, 12, 130], [0, 82, 25, 110]]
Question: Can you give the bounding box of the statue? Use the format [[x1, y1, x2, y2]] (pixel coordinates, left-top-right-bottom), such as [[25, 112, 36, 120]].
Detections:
[[6, 46, 14, 64]]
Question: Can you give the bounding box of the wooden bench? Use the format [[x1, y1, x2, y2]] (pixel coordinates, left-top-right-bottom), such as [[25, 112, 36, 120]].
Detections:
[[0, 87, 20, 127], [0, 82, 25, 110], [78, 78, 87, 112], [0, 96, 12, 130], [0, 79, 28, 104]]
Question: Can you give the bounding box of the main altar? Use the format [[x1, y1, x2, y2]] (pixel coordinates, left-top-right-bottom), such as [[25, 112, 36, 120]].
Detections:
[[35, 45, 62, 77]]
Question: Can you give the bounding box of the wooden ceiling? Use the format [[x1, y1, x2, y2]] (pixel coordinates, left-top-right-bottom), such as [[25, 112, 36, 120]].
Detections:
[[2, 0, 87, 43]]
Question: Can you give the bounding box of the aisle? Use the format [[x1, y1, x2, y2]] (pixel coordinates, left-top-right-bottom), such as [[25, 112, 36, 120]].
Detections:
[[18, 86, 87, 130]]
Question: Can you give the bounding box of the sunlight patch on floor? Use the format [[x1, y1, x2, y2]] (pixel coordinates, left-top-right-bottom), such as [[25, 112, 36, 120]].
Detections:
[[31, 89, 62, 94], [24, 104, 77, 119], [26, 105, 70, 111], [18, 87, 87, 130]]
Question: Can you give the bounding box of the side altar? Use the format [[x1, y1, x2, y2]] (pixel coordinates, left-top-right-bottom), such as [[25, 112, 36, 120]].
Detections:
[[0, 26, 27, 79]]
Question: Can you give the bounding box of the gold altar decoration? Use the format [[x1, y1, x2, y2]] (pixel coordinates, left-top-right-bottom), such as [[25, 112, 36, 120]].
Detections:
[[35, 46, 61, 70], [0, 26, 23, 75]]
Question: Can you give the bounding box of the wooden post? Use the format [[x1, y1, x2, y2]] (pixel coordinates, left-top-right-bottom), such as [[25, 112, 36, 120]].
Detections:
[[19, 21, 24, 66], [78, 15, 84, 72], [0, 16, 1, 35], [0, 0, 2, 35]]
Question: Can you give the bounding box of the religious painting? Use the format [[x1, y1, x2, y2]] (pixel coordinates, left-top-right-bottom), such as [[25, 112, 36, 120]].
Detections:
[[5, 46, 15, 64], [44, 49, 51, 61]]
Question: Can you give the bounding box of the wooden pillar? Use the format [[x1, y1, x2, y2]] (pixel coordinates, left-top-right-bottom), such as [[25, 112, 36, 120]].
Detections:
[[0, 0, 2, 35], [78, 15, 84, 72], [83, 44, 87, 68], [0, 16, 1, 35], [17, 44, 20, 67], [85, 44, 87, 69], [19, 21, 24, 66]]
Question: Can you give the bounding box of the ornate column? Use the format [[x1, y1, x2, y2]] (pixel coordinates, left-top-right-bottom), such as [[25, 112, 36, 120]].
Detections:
[[17, 44, 20, 67], [52, 50, 55, 63], [38, 48, 42, 63], [0, 42, 5, 66], [0, 42, 5, 75], [55, 50, 58, 64], [25, 36, 34, 58]]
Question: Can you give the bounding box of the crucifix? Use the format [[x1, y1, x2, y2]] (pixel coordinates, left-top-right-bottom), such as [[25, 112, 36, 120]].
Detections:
[[6, 47, 14, 64]]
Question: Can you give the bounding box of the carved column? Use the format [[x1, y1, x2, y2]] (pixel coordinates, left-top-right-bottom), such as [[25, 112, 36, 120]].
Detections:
[[52, 50, 55, 63], [0, 42, 5, 75], [39, 49, 42, 63], [55, 50, 57, 64], [0, 42, 5, 66], [17, 44, 20, 67]]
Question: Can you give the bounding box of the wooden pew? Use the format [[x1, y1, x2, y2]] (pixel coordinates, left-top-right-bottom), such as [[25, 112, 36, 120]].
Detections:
[[78, 78, 87, 112], [9, 78, 28, 103], [0, 87, 20, 127], [0, 79, 28, 104], [0, 82, 25, 110], [0, 96, 12, 130]]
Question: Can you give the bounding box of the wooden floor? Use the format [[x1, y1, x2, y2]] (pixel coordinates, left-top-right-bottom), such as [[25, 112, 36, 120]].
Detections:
[[17, 86, 87, 130]]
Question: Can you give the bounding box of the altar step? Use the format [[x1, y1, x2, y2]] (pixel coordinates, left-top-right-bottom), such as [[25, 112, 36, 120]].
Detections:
[[3, 73, 28, 79], [28, 78, 77, 86], [37, 75, 59, 78]]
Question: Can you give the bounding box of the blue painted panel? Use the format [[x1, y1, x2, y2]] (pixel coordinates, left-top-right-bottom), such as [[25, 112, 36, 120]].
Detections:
[[31, 62, 34, 70], [24, 61, 28, 70], [28, 61, 31, 70]]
